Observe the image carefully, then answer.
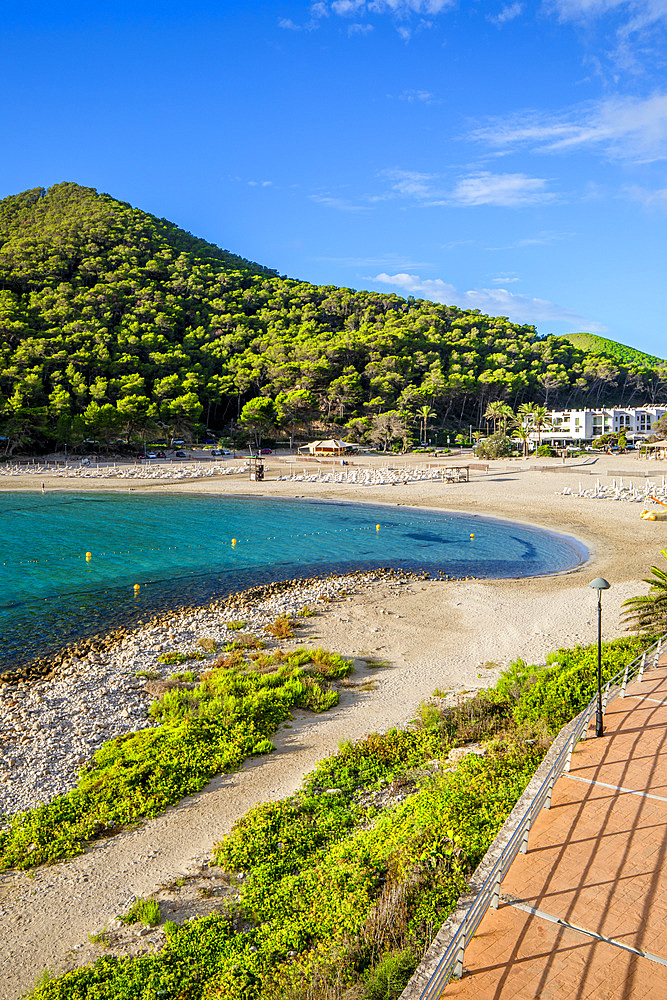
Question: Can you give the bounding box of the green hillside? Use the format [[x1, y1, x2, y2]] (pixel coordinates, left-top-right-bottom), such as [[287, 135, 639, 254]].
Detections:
[[559, 332, 665, 368], [1, 182, 666, 456]]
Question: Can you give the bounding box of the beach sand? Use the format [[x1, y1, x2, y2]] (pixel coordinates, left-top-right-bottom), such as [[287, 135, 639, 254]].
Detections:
[[0, 453, 662, 996]]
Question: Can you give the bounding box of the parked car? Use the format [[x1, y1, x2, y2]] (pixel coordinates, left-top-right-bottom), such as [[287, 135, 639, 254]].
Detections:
[[147, 452, 157, 459], [175, 450, 187, 457], [259, 448, 273, 454]]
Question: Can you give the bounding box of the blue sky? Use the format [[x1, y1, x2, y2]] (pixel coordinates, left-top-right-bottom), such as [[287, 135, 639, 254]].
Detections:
[[1, 1, 666, 353]]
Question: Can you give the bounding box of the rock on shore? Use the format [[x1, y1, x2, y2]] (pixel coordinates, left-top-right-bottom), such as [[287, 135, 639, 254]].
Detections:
[[0, 569, 423, 822]]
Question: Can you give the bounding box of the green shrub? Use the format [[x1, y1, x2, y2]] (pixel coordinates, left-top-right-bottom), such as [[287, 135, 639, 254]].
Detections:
[[120, 897, 160, 927], [0, 648, 353, 871], [513, 635, 649, 730], [475, 432, 512, 459]]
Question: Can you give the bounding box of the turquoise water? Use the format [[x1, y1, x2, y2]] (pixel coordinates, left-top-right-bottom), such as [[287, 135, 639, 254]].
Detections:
[[1, 492, 586, 669]]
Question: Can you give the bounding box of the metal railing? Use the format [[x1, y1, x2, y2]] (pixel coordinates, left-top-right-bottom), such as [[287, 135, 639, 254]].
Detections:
[[418, 634, 665, 998]]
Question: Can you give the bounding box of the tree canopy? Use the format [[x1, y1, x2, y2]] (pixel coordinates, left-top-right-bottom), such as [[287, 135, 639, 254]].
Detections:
[[1, 182, 666, 454]]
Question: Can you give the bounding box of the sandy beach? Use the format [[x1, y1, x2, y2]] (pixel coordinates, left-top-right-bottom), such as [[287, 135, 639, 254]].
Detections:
[[0, 452, 664, 997]]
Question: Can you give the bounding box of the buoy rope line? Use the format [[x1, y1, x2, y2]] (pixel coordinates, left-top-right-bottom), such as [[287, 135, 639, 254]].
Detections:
[[2, 517, 479, 568]]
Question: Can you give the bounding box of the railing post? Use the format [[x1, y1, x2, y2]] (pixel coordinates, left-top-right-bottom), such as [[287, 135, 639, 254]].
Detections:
[[602, 683, 610, 712], [453, 930, 466, 979], [580, 704, 593, 740], [565, 731, 576, 773], [491, 868, 502, 909], [651, 639, 663, 673], [545, 772, 556, 810], [638, 650, 647, 682], [520, 812, 531, 854], [621, 662, 629, 698]]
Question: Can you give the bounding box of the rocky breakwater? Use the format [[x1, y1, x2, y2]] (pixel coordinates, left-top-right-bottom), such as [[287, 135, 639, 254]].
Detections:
[[0, 569, 425, 824]]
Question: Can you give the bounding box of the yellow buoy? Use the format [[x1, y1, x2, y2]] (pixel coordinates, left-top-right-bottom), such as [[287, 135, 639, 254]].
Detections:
[[133, 583, 141, 592], [376, 524, 381, 531], [85, 551, 92, 561], [232, 538, 237, 546], [470, 533, 475, 539]]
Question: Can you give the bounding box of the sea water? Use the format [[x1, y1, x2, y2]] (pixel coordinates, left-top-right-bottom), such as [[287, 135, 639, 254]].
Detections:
[[1, 492, 586, 670]]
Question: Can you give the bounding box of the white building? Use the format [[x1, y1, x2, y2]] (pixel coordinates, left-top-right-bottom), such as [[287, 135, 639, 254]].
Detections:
[[529, 406, 667, 447]]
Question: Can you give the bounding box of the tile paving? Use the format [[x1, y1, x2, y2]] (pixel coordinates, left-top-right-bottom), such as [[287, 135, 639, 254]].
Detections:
[[443, 664, 667, 999]]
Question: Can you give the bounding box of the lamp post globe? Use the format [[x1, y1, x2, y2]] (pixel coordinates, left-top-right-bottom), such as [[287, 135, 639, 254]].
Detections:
[[589, 578, 611, 737]]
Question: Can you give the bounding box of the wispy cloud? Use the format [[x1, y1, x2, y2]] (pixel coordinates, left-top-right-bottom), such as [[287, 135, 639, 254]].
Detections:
[[545, 1, 667, 72], [547, 0, 667, 32], [311, 169, 554, 211], [472, 93, 667, 162], [303, 0, 454, 37], [395, 88, 439, 103], [627, 183, 667, 206], [491, 272, 521, 284], [314, 252, 432, 268], [489, 2, 524, 25], [378, 167, 439, 198], [248, 180, 274, 187], [310, 193, 373, 211], [485, 230, 575, 250], [371, 272, 608, 329], [450, 171, 554, 206], [348, 22, 374, 32]]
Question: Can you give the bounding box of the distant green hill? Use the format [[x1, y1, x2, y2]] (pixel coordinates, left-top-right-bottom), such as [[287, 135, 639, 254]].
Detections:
[[559, 332, 665, 368], [1, 182, 667, 456]]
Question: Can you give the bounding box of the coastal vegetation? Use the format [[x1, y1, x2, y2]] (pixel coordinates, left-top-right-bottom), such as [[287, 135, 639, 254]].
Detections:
[[622, 549, 667, 633], [0, 646, 352, 871], [2, 183, 666, 457], [20, 632, 652, 1000], [560, 332, 665, 369]]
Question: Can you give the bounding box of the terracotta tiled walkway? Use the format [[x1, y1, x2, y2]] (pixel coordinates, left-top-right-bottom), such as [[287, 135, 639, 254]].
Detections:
[[445, 663, 667, 1000]]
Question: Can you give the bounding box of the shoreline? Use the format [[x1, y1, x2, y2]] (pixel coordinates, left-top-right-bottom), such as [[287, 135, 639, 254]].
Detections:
[[0, 488, 590, 681], [0, 454, 662, 997]]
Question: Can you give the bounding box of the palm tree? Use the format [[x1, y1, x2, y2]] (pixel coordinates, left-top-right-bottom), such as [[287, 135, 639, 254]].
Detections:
[[515, 424, 530, 458], [622, 551, 667, 633], [418, 404, 436, 446], [531, 405, 551, 446], [484, 400, 506, 434], [517, 401, 536, 428], [499, 403, 516, 435]]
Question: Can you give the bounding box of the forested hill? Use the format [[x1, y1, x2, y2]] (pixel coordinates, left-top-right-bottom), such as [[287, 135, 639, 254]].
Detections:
[[1, 182, 666, 455], [560, 332, 665, 369]]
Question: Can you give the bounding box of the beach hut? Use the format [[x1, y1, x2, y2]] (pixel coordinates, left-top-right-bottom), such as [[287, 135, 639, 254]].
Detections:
[[642, 440, 667, 460], [299, 439, 357, 456]]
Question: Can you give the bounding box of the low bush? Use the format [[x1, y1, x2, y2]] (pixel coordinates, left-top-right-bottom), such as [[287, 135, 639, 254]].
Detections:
[[0, 648, 353, 871], [120, 897, 160, 927], [20, 632, 657, 1000]]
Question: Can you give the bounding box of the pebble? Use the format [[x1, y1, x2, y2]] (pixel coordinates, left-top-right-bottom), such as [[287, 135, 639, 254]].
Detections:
[[0, 568, 426, 823]]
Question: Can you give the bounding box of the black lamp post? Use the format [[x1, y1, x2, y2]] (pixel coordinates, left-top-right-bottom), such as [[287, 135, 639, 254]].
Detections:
[[589, 577, 611, 737]]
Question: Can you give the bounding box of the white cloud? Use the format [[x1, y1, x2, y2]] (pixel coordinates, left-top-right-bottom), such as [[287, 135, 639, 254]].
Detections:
[[450, 172, 554, 206], [491, 273, 520, 283], [547, 0, 667, 29], [248, 180, 274, 187], [331, 0, 366, 14], [471, 93, 667, 162], [485, 230, 575, 250], [310, 193, 373, 211], [379, 168, 439, 198], [314, 252, 431, 267], [309, 0, 454, 35], [396, 88, 438, 103], [627, 183, 667, 205], [490, 2, 524, 24], [348, 22, 375, 32], [371, 272, 608, 329]]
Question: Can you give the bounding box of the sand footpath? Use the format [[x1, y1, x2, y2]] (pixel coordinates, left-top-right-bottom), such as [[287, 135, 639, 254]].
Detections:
[[0, 453, 662, 997]]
